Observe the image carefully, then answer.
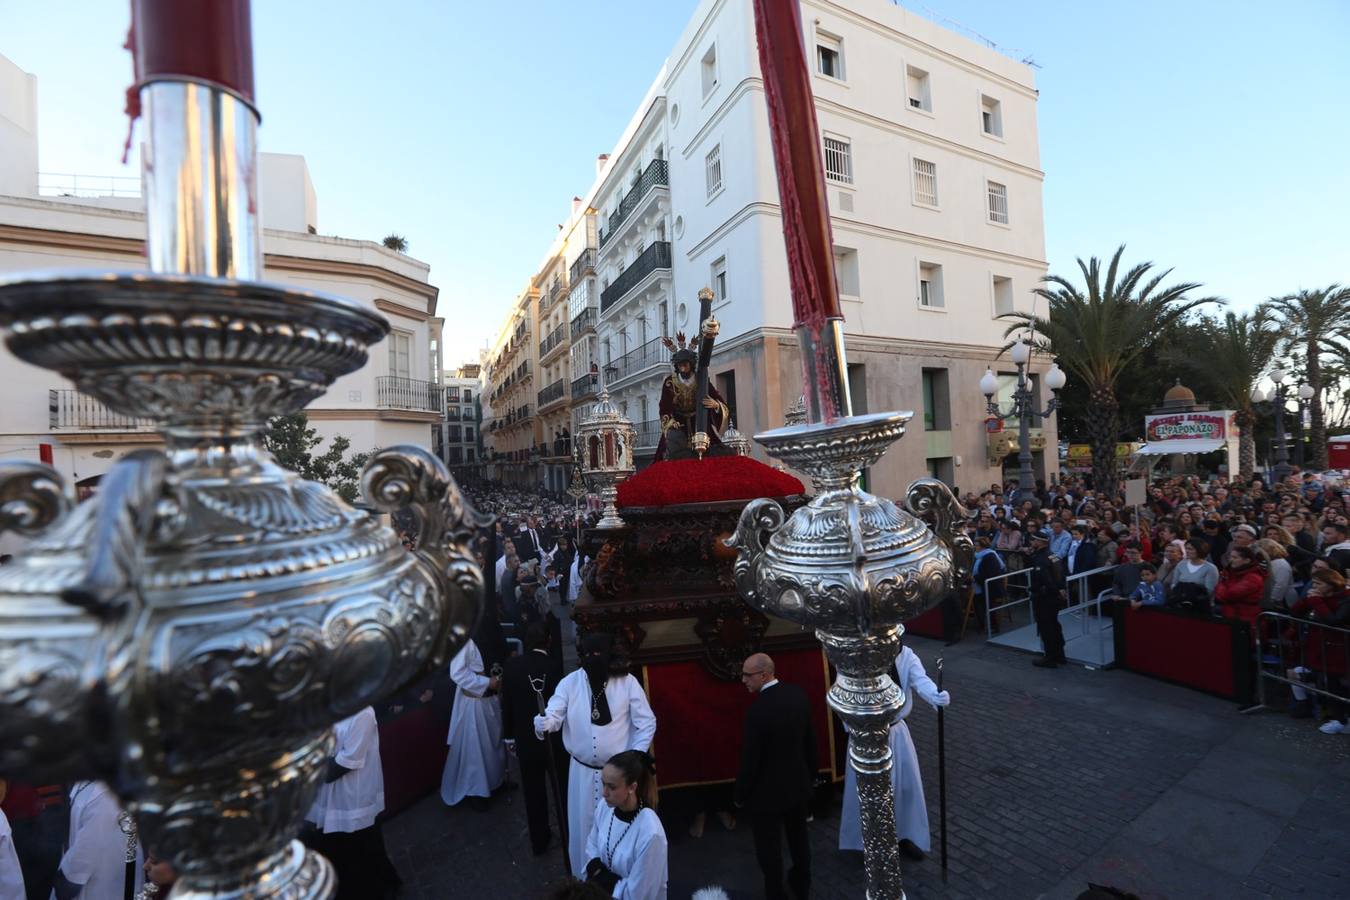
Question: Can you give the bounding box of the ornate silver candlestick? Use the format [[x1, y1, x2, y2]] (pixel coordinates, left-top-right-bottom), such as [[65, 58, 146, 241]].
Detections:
[[731, 411, 970, 899], [0, 16, 484, 899]]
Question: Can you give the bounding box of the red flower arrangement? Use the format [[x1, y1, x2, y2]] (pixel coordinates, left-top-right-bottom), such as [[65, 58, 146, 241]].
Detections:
[[617, 456, 805, 508]]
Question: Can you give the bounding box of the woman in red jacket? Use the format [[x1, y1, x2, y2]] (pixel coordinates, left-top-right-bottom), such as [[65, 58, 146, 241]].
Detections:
[[1214, 545, 1266, 626]]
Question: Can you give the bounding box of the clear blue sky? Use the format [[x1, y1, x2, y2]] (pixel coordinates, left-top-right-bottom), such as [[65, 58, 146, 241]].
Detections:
[[5, 1, 1347, 366]]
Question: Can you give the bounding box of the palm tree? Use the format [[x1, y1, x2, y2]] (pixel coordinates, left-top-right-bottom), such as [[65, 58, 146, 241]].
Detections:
[[1005, 245, 1218, 497], [382, 234, 409, 252], [1172, 309, 1281, 478], [1270, 285, 1350, 470]]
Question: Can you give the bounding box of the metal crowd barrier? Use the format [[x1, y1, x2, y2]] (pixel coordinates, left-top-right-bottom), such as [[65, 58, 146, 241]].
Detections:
[[1253, 610, 1350, 710], [983, 566, 1035, 637], [1063, 564, 1118, 667]]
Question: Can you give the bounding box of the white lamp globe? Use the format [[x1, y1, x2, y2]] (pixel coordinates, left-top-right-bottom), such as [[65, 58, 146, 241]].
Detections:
[[1271, 367, 1287, 385], [979, 368, 999, 397], [1298, 383, 1315, 401], [1045, 363, 1067, 391], [1250, 386, 1266, 403], [1010, 341, 1031, 365]]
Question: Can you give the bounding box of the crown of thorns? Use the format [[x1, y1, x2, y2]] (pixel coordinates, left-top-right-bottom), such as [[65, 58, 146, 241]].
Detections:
[[660, 331, 701, 354]]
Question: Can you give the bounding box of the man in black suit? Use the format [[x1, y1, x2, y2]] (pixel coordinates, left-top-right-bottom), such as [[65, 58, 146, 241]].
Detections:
[[1028, 533, 1068, 668], [500, 623, 568, 856], [735, 652, 816, 899]]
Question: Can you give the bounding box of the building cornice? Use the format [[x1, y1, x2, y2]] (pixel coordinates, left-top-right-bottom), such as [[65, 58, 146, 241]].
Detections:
[[306, 408, 444, 424], [807, 0, 1040, 100], [0, 225, 438, 314], [374, 297, 429, 322], [716, 325, 1048, 363], [684, 200, 1047, 271]]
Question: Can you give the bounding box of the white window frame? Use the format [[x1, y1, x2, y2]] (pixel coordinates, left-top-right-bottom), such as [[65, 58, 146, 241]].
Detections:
[[833, 246, 860, 300], [701, 43, 719, 101], [711, 255, 729, 308], [815, 30, 845, 82], [986, 179, 1009, 225], [905, 64, 932, 115], [911, 157, 939, 208], [705, 144, 723, 200], [917, 261, 945, 311], [990, 274, 1015, 318], [389, 330, 413, 379], [979, 93, 1004, 139], [822, 133, 853, 185]]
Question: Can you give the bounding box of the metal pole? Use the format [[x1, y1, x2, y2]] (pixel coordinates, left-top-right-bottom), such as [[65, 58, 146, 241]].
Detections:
[[1294, 398, 1306, 469], [936, 657, 948, 881], [1272, 385, 1291, 485], [1016, 364, 1036, 500]]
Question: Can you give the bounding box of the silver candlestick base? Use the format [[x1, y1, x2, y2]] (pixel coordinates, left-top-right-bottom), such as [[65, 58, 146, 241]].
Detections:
[[730, 412, 971, 900], [591, 471, 628, 530], [0, 273, 486, 899]]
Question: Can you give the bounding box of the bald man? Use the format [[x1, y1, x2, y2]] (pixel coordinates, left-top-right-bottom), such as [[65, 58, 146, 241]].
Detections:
[[735, 653, 817, 900]]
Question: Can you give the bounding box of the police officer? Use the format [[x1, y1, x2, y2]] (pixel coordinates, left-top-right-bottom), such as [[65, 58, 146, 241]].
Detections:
[[1027, 532, 1067, 668]]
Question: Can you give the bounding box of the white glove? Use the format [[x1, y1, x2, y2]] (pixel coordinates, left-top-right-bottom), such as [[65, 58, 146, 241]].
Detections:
[[532, 714, 547, 739], [930, 690, 951, 708]]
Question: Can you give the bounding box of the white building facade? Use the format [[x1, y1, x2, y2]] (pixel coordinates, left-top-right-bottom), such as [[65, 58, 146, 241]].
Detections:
[[585, 0, 1057, 495], [0, 54, 441, 489]]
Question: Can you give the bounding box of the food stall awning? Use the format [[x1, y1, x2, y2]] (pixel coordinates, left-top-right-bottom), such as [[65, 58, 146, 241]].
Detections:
[[1134, 439, 1225, 456]]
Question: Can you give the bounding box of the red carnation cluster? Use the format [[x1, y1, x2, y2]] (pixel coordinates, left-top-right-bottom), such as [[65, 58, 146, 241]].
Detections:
[[617, 456, 805, 508]]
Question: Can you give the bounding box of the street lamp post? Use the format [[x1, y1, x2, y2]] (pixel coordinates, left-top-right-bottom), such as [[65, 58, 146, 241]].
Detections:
[[1295, 382, 1315, 468], [980, 339, 1067, 498], [1269, 369, 1292, 485]]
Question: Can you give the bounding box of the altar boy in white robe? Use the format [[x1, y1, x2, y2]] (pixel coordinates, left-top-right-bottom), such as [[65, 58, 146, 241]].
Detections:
[[441, 638, 507, 808], [839, 643, 950, 860], [535, 634, 657, 876], [51, 781, 143, 900], [585, 750, 667, 900], [304, 706, 402, 899]]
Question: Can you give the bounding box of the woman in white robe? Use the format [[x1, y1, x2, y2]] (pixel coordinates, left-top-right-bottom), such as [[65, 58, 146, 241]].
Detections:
[[839, 645, 950, 855], [54, 781, 143, 899], [534, 641, 657, 877], [441, 639, 507, 806], [584, 750, 667, 900]]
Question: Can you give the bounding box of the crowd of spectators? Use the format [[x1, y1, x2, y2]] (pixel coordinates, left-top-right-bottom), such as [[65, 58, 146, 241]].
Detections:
[[960, 468, 1349, 734]]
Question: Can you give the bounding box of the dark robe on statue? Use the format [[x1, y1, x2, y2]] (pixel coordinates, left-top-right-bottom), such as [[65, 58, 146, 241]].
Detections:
[[653, 371, 730, 461]]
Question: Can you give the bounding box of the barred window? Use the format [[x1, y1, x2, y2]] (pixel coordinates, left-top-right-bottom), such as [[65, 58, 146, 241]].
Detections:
[[913, 158, 938, 206], [987, 180, 1009, 224], [823, 136, 853, 184], [706, 145, 723, 197]]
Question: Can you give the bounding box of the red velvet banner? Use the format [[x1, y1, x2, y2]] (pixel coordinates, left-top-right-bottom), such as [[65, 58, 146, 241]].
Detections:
[[642, 648, 835, 788], [379, 704, 448, 816], [1121, 606, 1238, 699]]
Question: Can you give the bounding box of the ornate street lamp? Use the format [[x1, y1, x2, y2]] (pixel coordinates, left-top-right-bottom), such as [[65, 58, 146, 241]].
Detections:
[[980, 339, 1067, 498], [1295, 382, 1315, 468], [0, 7, 485, 898], [577, 383, 636, 530], [1268, 367, 1293, 485]]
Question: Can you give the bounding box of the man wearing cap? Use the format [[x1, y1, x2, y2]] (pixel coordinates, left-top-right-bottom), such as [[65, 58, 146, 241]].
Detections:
[[1028, 532, 1068, 668], [654, 333, 730, 461], [1222, 523, 1257, 568]]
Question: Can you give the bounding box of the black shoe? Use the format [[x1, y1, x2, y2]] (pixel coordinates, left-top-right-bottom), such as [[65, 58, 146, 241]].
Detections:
[[1032, 657, 1060, 668], [467, 796, 491, 812], [899, 838, 926, 861]]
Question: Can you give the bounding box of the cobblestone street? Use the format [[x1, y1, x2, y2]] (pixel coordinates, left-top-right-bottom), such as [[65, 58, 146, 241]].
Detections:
[[383, 634, 1350, 900]]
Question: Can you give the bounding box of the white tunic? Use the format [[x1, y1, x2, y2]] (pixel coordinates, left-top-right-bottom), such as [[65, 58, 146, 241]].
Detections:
[[0, 810, 24, 900], [305, 707, 385, 833], [441, 639, 507, 805], [534, 670, 657, 876], [584, 802, 668, 900], [839, 647, 946, 852], [57, 781, 144, 899], [567, 554, 582, 603]]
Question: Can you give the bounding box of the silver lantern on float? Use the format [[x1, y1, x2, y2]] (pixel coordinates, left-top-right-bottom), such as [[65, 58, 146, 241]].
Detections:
[[576, 384, 636, 530], [0, 16, 484, 900]]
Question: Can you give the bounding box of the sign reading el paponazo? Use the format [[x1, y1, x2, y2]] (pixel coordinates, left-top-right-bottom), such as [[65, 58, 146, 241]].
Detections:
[[1144, 412, 1233, 443]]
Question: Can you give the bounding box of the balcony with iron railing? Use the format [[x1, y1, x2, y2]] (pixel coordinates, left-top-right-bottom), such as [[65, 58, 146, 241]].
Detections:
[[605, 337, 671, 385], [548, 279, 565, 307], [570, 307, 597, 336], [49, 389, 156, 431], [599, 159, 669, 248], [569, 248, 597, 284], [634, 418, 662, 450], [600, 241, 671, 314], [377, 376, 444, 412], [571, 372, 599, 402], [537, 379, 566, 410], [539, 322, 569, 362]]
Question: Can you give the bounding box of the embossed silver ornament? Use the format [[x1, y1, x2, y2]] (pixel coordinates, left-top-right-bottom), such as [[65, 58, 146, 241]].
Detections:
[[730, 412, 971, 899]]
